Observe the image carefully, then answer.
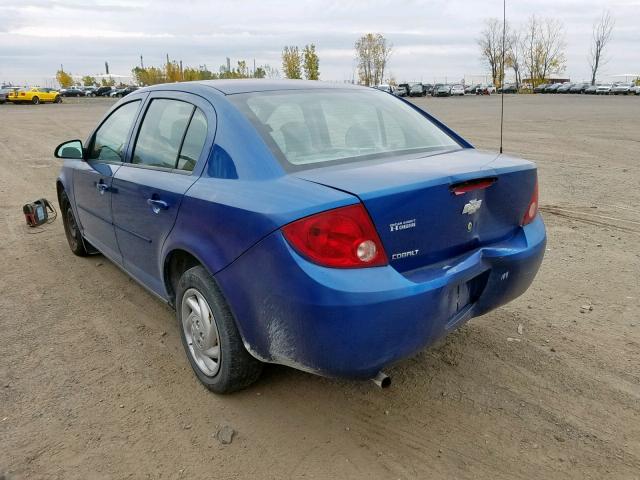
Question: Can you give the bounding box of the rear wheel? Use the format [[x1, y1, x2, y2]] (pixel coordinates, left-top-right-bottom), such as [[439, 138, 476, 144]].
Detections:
[[54, 95, 62, 103], [32, 96, 40, 105], [176, 266, 262, 393]]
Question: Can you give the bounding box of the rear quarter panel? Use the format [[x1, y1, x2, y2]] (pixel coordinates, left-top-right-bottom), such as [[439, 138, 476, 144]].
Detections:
[[161, 175, 357, 277]]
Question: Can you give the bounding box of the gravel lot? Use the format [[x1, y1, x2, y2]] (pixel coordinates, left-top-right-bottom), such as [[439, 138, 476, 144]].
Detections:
[[1, 94, 639, 479]]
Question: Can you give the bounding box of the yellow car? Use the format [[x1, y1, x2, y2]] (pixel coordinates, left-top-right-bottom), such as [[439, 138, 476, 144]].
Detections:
[[8, 87, 61, 104]]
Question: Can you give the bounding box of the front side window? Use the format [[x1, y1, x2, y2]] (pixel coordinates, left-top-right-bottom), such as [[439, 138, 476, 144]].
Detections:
[[132, 99, 194, 169], [230, 89, 460, 170], [88, 100, 140, 162]]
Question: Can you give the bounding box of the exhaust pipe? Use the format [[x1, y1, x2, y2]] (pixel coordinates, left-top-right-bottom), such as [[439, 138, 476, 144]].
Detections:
[[372, 371, 391, 389]]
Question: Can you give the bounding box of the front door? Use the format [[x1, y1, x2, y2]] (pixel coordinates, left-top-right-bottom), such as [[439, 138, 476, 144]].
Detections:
[[72, 100, 141, 263], [111, 95, 212, 295]]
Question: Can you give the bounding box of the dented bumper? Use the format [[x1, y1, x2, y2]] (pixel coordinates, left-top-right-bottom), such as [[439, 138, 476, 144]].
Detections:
[[216, 215, 546, 379]]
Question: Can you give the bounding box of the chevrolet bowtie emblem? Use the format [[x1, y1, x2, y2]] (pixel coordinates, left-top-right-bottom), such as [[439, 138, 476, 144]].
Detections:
[[462, 199, 482, 215]]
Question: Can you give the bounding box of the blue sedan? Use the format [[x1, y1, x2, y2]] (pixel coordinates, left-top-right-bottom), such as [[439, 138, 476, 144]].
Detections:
[[55, 80, 545, 393]]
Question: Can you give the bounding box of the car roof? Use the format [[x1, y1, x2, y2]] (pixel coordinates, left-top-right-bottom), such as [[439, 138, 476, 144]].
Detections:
[[141, 79, 363, 96]]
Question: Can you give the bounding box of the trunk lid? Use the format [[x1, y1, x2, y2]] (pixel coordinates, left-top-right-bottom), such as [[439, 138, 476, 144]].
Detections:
[[294, 149, 537, 273]]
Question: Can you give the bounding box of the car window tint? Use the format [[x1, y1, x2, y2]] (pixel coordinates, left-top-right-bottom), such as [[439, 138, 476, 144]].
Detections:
[[177, 108, 208, 172], [133, 99, 194, 169], [88, 100, 140, 162]]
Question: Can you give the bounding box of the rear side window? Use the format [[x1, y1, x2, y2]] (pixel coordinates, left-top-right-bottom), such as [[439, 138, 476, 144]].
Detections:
[[133, 99, 194, 169], [88, 100, 140, 162], [177, 109, 208, 172], [132, 99, 208, 172]]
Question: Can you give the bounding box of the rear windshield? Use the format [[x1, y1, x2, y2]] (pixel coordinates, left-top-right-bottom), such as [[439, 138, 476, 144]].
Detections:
[[229, 89, 460, 170]]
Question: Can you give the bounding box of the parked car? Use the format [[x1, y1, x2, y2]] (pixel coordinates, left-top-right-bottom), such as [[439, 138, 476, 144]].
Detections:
[[544, 83, 562, 93], [475, 84, 495, 95], [373, 84, 393, 94], [584, 84, 599, 94], [61, 88, 85, 97], [434, 84, 451, 96], [596, 84, 612, 95], [569, 83, 589, 94], [431, 83, 444, 96], [498, 84, 518, 94], [422, 84, 434, 95], [0, 86, 22, 103], [611, 83, 633, 95], [465, 84, 480, 94], [7, 87, 61, 104], [89, 86, 114, 97], [533, 83, 548, 93], [0, 87, 13, 104], [395, 85, 408, 97], [408, 83, 425, 97], [632, 85, 640, 95], [556, 83, 574, 93], [449, 84, 465, 96], [53, 80, 545, 393]]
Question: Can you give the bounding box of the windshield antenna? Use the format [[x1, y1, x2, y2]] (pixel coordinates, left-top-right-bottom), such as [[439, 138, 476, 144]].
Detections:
[[499, 0, 506, 154]]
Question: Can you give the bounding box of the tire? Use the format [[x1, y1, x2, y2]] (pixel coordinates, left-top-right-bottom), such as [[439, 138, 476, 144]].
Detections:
[[60, 192, 90, 256], [176, 266, 263, 394], [54, 96, 62, 103], [32, 96, 40, 105]]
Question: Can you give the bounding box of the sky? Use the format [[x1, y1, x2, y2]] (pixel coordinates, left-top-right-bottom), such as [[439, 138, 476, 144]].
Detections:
[[1, 0, 639, 86]]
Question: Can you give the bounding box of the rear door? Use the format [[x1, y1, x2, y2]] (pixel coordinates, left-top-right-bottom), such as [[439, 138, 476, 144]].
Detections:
[[72, 99, 142, 263], [111, 92, 214, 296]]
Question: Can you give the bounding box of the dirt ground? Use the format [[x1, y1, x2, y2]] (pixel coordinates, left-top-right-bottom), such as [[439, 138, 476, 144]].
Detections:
[[1, 93, 638, 480]]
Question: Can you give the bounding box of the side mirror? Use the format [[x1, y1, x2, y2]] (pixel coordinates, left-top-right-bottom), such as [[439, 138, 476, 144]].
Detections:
[[54, 139, 84, 160]]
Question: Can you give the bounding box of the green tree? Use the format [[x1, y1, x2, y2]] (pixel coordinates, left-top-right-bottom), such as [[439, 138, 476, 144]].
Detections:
[[81, 75, 96, 86], [237, 60, 249, 78], [281, 46, 302, 79], [183, 66, 216, 81], [302, 44, 320, 80], [253, 66, 266, 78], [132, 66, 165, 85], [56, 69, 73, 88], [165, 60, 182, 82]]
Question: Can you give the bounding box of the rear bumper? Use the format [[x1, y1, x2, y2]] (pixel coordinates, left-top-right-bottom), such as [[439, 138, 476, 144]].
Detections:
[[217, 216, 546, 379]]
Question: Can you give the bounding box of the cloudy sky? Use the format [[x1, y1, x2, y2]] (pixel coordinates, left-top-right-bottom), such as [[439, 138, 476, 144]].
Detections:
[[1, 0, 638, 86]]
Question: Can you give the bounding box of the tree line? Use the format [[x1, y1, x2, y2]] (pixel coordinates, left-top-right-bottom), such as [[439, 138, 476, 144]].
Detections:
[[55, 70, 114, 88], [131, 57, 279, 86], [479, 11, 616, 89], [54, 34, 393, 88]]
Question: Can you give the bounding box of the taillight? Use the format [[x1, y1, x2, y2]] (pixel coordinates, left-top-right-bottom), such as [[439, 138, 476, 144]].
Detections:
[[521, 176, 539, 225], [282, 204, 388, 268]]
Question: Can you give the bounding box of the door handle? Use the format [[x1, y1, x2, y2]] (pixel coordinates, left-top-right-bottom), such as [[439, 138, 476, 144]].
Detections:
[[96, 181, 109, 194], [147, 198, 169, 214]]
